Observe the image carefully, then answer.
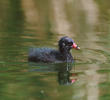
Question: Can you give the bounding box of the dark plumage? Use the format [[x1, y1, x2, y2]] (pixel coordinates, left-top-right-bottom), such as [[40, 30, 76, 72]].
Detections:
[[28, 36, 80, 63]]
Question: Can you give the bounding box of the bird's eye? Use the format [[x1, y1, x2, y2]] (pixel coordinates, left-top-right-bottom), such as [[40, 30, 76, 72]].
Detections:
[[68, 42, 73, 46]]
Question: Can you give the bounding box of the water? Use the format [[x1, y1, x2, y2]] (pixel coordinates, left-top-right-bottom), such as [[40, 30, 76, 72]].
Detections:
[[0, 0, 110, 100]]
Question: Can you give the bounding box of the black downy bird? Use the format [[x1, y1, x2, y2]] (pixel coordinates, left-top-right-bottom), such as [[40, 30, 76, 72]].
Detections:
[[28, 36, 80, 63]]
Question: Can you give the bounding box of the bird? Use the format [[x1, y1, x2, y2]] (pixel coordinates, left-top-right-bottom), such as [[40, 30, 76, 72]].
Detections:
[[28, 36, 80, 63]]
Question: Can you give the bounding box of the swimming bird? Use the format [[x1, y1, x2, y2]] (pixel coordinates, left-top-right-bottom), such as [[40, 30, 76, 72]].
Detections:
[[28, 36, 80, 63]]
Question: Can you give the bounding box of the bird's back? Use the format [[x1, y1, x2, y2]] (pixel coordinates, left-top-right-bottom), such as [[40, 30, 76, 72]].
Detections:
[[28, 48, 58, 62], [28, 47, 74, 63]]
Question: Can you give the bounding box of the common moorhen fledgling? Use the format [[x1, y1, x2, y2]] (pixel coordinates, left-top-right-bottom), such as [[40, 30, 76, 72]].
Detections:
[[28, 36, 80, 63]]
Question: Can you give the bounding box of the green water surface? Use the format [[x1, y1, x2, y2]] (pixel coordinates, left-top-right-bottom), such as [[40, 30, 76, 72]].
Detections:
[[0, 0, 110, 100]]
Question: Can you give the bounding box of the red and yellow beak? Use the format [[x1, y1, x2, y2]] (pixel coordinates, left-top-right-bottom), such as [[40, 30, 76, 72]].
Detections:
[[72, 43, 80, 50]]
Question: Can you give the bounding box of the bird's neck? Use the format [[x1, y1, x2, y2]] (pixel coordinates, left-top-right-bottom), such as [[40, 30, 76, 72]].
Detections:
[[59, 48, 71, 56], [60, 50, 73, 62]]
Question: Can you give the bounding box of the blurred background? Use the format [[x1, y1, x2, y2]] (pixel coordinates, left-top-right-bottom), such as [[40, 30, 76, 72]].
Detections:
[[0, 0, 110, 100]]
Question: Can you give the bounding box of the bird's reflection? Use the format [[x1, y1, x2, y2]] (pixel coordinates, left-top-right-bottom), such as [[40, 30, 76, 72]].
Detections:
[[29, 62, 77, 85], [57, 63, 77, 85]]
